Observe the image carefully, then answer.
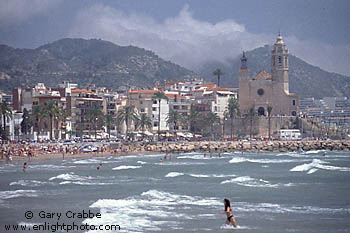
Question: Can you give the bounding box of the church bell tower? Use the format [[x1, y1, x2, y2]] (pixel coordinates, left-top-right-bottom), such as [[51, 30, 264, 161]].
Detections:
[[271, 32, 289, 93]]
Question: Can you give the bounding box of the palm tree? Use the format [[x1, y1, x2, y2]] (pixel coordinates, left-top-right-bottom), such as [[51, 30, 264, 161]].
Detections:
[[56, 108, 68, 140], [213, 68, 224, 87], [116, 106, 138, 139], [206, 111, 220, 140], [0, 101, 12, 140], [245, 107, 257, 141], [267, 106, 273, 139], [104, 114, 116, 139], [166, 109, 183, 132], [227, 97, 240, 139], [86, 105, 104, 139], [31, 105, 45, 140], [42, 100, 60, 140], [152, 91, 169, 140], [136, 113, 152, 139], [21, 108, 32, 138], [186, 105, 201, 137]]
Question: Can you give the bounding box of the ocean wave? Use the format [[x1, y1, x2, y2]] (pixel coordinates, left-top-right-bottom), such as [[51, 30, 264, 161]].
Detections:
[[28, 164, 76, 170], [137, 161, 147, 164], [10, 180, 53, 187], [290, 159, 350, 172], [165, 172, 184, 177], [234, 202, 350, 215], [49, 173, 91, 181], [112, 165, 141, 170], [229, 157, 303, 164], [85, 190, 221, 232], [0, 190, 39, 200], [221, 176, 293, 188], [73, 158, 105, 164]]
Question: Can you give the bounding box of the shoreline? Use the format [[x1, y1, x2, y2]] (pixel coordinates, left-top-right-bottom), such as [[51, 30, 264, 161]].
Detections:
[[2, 140, 349, 164]]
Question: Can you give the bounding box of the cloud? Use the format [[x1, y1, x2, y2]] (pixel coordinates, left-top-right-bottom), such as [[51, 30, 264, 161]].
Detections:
[[0, 0, 62, 24], [69, 4, 350, 76]]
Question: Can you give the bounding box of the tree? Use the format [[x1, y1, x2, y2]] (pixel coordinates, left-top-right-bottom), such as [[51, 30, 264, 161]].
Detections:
[[86, 105, 104, 139], [227, 97, 240, 139], [245, 107, 257, 141], [104, 114, 116, 139], [42, 100, 60, 140], [21, 108, 32, 137], [186, 105, 201, 137], [166, 109, 183, 132], [31, 105, 45, 140], [56, 108, 68, 140], [206, 111, 220, 140], [0, 101, 12, 140], [152, 91, 168, 140], [116, 106, 138, 138], [213, 69, 224, 87], [267, 106, 273, 139], [135, 113, 152, 138]]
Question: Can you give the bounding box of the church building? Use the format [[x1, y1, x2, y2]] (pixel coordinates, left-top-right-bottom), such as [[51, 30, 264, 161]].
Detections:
[[238, 32, 299, 117]]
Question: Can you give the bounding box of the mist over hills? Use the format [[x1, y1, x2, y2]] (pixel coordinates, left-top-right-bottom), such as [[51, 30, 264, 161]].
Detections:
[[0, 38, 349, 99]]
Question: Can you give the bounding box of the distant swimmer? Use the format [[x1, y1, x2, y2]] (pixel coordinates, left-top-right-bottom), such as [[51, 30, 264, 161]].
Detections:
[[220, 199, 237, 228], [97, 163, 102, 170], [23, 162, 27, 173], [159, 158, 163, 163], [322, 152, 326, 156]]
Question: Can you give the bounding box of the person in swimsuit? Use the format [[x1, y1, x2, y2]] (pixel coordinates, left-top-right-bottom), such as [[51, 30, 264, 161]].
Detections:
[[23, 162, 27, 173], [220, 198, 237, 228], [97, 163, 102, 170]]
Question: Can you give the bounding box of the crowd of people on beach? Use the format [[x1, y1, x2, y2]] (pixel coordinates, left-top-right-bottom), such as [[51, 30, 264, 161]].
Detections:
[[0, 143, 110, 164]]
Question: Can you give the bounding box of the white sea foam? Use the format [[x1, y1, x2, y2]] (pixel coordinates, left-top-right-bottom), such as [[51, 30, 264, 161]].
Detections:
[[290, 159, 350, 172], [85, 190, 221, 232], [0, 190, 38, 200], [137, 161, 147, 164], [221, 176, 292, 188], [112, 165, 141, 170], [229, 157, 302, 164], [165, 172, 184, 177], [59, 181, 113, 186], [307, 168, 318, 174], [73, 158, 104, 164], [49, 173, 90, 181], [220, 224, 254, 230], [10, 180, 52, 187], [234, 201, 350, 215], [177, 154, 211, 160]]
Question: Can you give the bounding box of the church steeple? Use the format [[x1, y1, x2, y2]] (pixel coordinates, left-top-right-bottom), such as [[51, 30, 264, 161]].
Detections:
[[239, 51, 250, 81], [271, 31, 289, 93], [240, 51, 248, 69]]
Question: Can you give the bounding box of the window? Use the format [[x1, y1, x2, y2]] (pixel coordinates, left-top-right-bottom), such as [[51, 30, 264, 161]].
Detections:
[[278, 56, 282, 64], [182, 106, 187, 110], [292, 100, 296, 106], [141, 108, 145, 113], [153, 122, 158, 127], [153, 100, 158, 104], [152, 107, 157, 111], [292, 111, 297, 116], [173, 105, 179, 110], [257, 88, 264, 96], [139, 100, 143, 105]]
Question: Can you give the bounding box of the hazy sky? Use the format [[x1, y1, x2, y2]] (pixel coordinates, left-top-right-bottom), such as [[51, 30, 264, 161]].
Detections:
[[0, 0, 349, 76]]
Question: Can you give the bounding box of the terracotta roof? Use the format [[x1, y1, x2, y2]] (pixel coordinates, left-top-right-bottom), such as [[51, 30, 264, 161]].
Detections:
[[129, 90, 158, 94], [206, 87, 230, 91], [201, 82, 216, 88], [71, 89, 94, 94], [194, 89, 204, 92], [165, 94, 185, 99], [253, 71, 272, 80]]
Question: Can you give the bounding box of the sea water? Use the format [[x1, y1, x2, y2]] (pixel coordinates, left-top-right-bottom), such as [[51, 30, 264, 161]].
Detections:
[[0, 151, 349, 232]]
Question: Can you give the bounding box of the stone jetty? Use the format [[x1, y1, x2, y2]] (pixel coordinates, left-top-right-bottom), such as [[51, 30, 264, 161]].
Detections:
[[113, 140, 350, 154]]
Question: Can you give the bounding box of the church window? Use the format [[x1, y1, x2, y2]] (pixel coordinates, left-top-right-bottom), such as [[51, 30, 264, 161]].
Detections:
[[257, 88, 264, 96], [292, 100, 296, 106], [258, 107, 265, 116], [292, 111, 297, 116], [278, 56, 282, 64]]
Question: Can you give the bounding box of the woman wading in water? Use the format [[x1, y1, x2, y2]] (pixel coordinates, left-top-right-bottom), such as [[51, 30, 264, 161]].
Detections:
[[220, 199, 237, 228]]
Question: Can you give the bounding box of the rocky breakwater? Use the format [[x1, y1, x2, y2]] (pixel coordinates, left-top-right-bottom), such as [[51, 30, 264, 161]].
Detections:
[[137, 140, 350, 153]]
